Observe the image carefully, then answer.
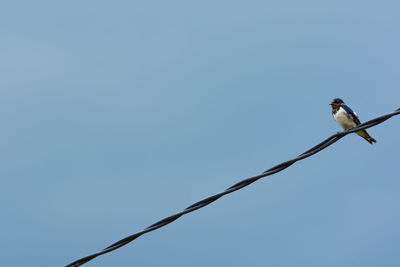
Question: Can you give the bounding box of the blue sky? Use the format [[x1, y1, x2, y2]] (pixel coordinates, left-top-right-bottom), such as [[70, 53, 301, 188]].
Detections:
[[1, 1, 400, 266]]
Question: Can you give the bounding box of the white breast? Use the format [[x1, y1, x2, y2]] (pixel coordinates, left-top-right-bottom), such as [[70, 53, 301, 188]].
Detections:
[[333, 107, 357, 130]]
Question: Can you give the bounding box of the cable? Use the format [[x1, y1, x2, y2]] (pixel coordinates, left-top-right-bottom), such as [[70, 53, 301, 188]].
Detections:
[[66, 108, 400, 267]]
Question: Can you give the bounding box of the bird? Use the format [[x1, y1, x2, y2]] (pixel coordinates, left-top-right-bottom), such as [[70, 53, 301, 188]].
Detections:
[[330, 98, 377, 144]]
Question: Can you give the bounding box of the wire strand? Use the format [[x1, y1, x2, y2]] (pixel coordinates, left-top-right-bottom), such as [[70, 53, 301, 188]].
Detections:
[[66, 108, 400, 267]]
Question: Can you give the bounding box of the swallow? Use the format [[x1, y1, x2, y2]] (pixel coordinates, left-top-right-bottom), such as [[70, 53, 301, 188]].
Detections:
[[330, 98, 376, 144]]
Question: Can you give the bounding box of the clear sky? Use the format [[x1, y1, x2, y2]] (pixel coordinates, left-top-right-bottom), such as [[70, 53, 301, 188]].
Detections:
[[1, 1, 400, 266]]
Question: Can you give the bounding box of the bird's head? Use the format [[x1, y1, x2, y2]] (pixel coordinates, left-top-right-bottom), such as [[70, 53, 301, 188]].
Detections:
[[330, 98, 344, 110]]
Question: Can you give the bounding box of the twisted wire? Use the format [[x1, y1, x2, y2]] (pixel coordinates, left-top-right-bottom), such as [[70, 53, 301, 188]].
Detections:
[[66, 108, 400, 267]]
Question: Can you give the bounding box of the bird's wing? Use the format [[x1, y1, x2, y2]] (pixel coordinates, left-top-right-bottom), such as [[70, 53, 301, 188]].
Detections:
[[341, 104, 361, 125]]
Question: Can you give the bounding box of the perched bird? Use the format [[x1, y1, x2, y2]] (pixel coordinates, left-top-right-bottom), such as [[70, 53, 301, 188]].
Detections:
[[330, 98, 377, 144]]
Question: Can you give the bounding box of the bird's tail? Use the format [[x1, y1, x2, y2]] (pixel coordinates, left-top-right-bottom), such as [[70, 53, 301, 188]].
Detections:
[[356, 130, 377, 144]]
